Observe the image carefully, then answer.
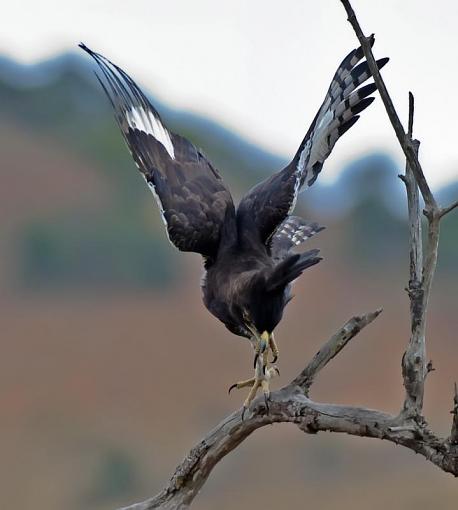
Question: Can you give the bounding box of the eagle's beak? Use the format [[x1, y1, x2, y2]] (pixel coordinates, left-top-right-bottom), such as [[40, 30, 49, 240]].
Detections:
[[259, 331, 270, 357], [260, 331, 270, 343]]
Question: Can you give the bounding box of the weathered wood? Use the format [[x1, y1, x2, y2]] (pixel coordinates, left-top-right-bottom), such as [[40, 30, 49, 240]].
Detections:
[[119, 384, 458, 510], [400, 93, 426, 417], [292, 309, 382, 393], [450, 383, 458, 445], [340, 0, 456, 421]]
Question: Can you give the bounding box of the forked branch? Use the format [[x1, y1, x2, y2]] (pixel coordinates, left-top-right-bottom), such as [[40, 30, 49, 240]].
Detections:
[[118, 3, 458, 509], [340, 0, 457, 422]]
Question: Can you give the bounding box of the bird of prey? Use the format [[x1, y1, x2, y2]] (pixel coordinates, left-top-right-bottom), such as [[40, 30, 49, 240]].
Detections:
[[80, 41, 387, 416]]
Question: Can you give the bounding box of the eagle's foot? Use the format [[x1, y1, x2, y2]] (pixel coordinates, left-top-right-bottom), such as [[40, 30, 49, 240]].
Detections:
[[228, 377, 256, 394], [231, 366, 279, 420]]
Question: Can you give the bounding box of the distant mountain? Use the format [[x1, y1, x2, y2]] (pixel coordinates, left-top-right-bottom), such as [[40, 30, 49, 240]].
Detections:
[[1, 52, 457, 290], [0, 52, 285, 196], [1, 51, 456, 210], [304, 152, 404, 219]]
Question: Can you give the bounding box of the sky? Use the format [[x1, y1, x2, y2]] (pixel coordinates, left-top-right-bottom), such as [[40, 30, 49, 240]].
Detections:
[[2, 0, 458, 189]]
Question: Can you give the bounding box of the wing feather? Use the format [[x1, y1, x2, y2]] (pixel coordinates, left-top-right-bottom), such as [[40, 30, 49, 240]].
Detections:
[[238, 41, 388, 245], [79, 44, 234, 259]]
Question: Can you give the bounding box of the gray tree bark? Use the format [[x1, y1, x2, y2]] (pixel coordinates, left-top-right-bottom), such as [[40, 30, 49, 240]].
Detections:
[[119, 3, 458, 509]]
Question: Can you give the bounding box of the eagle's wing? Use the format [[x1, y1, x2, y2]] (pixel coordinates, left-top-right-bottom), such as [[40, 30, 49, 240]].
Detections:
[[237, 40, 388, 245], [80, 44, 234, 259]]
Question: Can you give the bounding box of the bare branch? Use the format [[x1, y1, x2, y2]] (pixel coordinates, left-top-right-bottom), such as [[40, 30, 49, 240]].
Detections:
[[401, 93, 426, 417], [339, 0, 450, 424], [450, 383, 458, 445], [339, 0, 437, 212], [292, 309, 382, 393], [440, 200, 458, 218], [119, 382, 458, 510], [117, 309, 457, 510]]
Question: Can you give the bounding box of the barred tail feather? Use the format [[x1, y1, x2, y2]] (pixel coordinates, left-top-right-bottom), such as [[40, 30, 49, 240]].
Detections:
[[271, 216, 325, 262]]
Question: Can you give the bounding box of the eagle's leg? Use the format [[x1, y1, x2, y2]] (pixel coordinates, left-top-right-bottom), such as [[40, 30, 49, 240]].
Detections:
[[242, 379, 262, 419], [239, 366, 279, 420], [253, 333, 269, 370], [269, 333, 279, 363], [261, 379, 271, 413], [228, 338, 267, 396]]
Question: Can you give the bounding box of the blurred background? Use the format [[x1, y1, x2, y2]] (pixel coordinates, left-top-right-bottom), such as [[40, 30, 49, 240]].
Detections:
[[1, 1, 457, 509]]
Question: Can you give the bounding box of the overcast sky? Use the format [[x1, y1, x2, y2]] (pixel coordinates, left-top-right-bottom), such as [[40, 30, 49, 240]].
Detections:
[[2, 0, 457, 189]]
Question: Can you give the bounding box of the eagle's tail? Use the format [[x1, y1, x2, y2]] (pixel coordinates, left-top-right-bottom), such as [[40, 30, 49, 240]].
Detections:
[[266, 249, 322, 292], [270, 216, 325, 262]]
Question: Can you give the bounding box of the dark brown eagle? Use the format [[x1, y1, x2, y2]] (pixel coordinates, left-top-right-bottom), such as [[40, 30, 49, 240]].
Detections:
[[80, 41, 387, 416]]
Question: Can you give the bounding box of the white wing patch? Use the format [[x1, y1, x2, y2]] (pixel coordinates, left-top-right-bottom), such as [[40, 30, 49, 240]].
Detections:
[[140, 175, 173, 245], [290, 138, 311, 214], [126, 106, 175, 160]]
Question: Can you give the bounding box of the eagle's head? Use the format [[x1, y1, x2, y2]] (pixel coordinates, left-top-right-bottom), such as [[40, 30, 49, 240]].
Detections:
[[234, 273, 290, 345], [241, 285, 288, 338]]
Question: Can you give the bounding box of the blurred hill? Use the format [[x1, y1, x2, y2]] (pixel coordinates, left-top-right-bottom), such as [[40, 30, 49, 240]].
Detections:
[[0, 53, 457, 510], [1, 52, 458, 291], [0, 52, 286, 291]]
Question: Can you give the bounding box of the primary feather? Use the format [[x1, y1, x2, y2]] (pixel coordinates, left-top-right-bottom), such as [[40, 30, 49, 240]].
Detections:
[[79, 43, 234, 260]]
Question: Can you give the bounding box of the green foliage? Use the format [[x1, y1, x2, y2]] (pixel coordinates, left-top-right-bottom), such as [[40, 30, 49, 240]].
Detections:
[[343, 197, 407, 271], [17, 212, 178, 290], [83, 448, 140, 505]]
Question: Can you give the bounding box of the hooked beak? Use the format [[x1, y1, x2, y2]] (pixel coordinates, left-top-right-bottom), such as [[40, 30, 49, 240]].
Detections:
[[260, 331, 270, 343]]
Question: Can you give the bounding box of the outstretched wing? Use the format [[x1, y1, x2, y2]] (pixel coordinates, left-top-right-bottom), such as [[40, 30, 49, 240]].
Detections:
[[79, 44, 234, 259], [237, 39, 388, 245]]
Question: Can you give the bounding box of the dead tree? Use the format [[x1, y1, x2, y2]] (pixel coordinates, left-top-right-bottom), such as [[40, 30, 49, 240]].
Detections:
[[119, 2, 458, 509]]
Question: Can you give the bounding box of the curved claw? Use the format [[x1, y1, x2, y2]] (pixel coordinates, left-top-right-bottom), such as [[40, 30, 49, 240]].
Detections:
[[253, 353, 259, 369], [228, 383, 237, 394], [270, 354, 278, 364], [264, 394, 270, 414]]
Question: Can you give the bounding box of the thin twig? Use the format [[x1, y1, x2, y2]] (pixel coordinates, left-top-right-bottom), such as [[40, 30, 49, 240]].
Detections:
[[450, 383, 458, 444], [339, 0, 437, 212], [440, 200, 458, 218], [292, 309, 382, 393]]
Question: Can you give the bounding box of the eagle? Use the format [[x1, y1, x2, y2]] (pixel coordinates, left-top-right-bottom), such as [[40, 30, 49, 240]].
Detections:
[[79, 41, 387, 416]]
